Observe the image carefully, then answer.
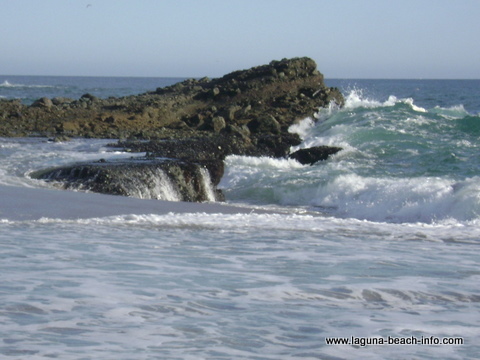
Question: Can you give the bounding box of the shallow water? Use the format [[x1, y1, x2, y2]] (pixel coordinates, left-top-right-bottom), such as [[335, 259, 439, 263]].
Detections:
[[1, 212, 479, 359]]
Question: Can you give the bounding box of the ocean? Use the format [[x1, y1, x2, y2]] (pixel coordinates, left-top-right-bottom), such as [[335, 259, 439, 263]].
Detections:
[[1, 75, 479, 359]]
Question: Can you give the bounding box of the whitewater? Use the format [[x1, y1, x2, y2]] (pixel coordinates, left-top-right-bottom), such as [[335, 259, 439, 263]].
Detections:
[[1, 77, 479, 359]]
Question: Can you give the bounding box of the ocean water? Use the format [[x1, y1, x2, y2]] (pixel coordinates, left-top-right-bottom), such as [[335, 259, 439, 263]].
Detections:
[[1, 76, 480, 359]]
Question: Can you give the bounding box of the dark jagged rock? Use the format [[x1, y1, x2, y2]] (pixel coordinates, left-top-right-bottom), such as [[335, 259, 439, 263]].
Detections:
[[12, 57, 345, 202], [288, 146, 343, 165]]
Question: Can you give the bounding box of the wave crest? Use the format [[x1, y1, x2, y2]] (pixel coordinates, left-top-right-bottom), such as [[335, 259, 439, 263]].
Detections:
[[308, 174, 480, 223], [343, 89, 426, 112]]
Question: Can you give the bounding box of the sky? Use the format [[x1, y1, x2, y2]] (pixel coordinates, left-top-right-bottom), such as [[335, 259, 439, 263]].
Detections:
[[1, 0, 479, 79]]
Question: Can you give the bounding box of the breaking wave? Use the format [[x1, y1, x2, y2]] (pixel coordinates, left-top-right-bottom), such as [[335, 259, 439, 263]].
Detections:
[[221, 89, 480, 224]]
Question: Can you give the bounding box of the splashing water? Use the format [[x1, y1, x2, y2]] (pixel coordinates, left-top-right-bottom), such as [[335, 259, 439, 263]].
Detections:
[[221, 86, 480, 224]]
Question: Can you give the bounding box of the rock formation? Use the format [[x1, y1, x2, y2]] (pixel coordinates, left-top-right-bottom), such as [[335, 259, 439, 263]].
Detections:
[[4, 57, 345, 201], [30, 159, 223, 202], [0, 57, 343, 139]]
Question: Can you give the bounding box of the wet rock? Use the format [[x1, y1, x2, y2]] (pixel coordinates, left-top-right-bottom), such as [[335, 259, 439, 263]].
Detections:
[[288, 146, 343, 165], [30, 158, 224, 202]]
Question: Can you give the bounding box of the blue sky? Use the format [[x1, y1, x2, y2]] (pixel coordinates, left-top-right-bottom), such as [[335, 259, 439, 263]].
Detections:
[[1, 0, 479, 78]]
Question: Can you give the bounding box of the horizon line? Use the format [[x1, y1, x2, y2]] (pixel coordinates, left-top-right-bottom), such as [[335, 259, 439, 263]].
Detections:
[[1, 74, 479, 81]]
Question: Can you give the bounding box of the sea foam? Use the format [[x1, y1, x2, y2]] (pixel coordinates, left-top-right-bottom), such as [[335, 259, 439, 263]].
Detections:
[[0, 80, 55, 88], [306, 174, 480, 223]]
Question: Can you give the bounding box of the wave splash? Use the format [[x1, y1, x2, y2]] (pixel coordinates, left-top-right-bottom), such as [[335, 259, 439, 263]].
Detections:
[[340, 88, 426, 112], [307, 174, 480, 223], [222, 89, 480, 224]]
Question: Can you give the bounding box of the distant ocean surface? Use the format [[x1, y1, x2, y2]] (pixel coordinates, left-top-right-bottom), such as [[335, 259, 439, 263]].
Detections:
[[1, 75, 479, 359]]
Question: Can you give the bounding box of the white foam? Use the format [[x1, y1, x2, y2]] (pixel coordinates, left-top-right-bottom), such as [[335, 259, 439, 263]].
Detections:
[[402, 97, 427, 112], [199, 167, 217, 202], [288, 117, 315, 138], [344, 88, 383, 109], [343, 89, 426, 112], [0, 80, 13, 87], [128, 168, 182, 201], [304, 174, 480, 223], [431, 104, 470, 119], [0, 80, 55, 88], [223, 155, 304, 170], [0, 138, 136, 188], [7, 192, 480, 244]]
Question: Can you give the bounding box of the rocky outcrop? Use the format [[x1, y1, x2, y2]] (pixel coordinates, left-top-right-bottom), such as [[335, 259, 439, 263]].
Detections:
[[15, 57, 344, 202], [0, 57, 343, 139]]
